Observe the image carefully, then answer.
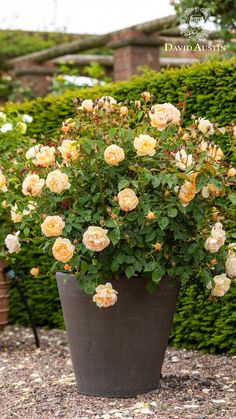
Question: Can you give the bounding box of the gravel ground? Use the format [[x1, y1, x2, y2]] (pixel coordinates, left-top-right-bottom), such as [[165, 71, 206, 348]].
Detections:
[[0, 326, 235, 419]]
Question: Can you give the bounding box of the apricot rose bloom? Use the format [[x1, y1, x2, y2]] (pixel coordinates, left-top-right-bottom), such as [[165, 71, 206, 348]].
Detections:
[[178, 179, 196, 207], [93, 283, 118, 308], [46, 170, 71, 194], [133, 134, 156, 156], [149, 111, 168, 130], [82, 226, 110, 252], [149, 103, 180, 130], [33, 146, 56, 167], [52, 237, 75, 262], [22, 174, 45, 196], [207, 273, 231, 297], [120, 106, 128, 115], [227, 168, 236, 177], [58, 140, 79, 161], [0, 170, 7, 192], [175, 149, 194, 170], [41, 215, 65, 237], [80, 99, 93, 112], [104, 144, 125, 165], [30, 267, 39, 276], [118, 188, 139, 211]]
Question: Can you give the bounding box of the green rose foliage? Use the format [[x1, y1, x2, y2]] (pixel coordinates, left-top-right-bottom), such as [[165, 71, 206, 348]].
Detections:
[[2, 95, 236, 300]]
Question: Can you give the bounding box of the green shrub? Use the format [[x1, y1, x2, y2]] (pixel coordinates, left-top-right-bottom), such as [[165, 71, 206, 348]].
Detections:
[[6, 58, 236, 140]]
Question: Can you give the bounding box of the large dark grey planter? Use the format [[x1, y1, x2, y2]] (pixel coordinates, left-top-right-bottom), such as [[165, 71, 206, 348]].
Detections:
[[57, 273, 179, 398]]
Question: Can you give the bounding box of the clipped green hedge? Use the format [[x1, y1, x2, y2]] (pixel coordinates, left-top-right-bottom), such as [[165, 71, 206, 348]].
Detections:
[[6, 58, 236, 139], [6, 58, 236, 354]]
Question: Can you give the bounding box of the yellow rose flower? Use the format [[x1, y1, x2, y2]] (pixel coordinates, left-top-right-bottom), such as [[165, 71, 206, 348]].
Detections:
[[0, 170, 7, 192], [58, 140, 79, 161], [30, 267, 39, 276], [120, 106, 128, 115], [133, 134, 156, 156], [150, 103, 180, 126], [104, 144, 125, 165], [80, 99, 93, 112], [22, 174, 45, 196], [141, 91, 151, 101], [33, 146, 56, 167], [52, 237, 75, 263], [41, 215, 65, 237], [93, 283, 118, 308], [118, 188, 139, 211], [82, 226, 110, 252], [17, 121, 27, 134], [46, 170, 71, 194], [228, 167, 236, 177]]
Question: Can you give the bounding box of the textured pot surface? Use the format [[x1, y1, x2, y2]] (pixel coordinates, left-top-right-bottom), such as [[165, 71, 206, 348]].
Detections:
[[57, 273, 179, 397]]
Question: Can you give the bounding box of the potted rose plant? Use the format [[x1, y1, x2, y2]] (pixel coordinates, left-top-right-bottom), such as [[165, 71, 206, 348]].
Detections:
[[2, 94, 235, 397]]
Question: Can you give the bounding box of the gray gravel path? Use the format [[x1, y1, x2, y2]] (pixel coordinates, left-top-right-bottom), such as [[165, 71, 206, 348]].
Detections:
[[0, 326, 235, 419]]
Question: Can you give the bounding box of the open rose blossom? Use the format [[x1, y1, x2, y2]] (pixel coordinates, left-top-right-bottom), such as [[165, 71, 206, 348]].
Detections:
[[22, 174, 44, 196], [104, 145, 125, 165], [133, 134, 156, 156], [82, 226, 110, 252], [46, 170, 71, 194], [41, 215, 65, 237], [0, 170, 7, 192], [58, 140, 79, 161], [80, 99, 93, 112], [98, 96, 117, 110], [26, 144, 41, 159], [33, 146, 56, 167], [52, 237, 75, 262], [198, 117, 214, 135], [118, 188, 139, 211], [150, 103, 180, 129], [93, 283, 118, 308], [178, 179, 196, 207], [204, 222, 226, 253], [207, 273, 231, 297], [225, 243, 236, 278], [5, 232, 20, 254], [175, 149, 194, 170]]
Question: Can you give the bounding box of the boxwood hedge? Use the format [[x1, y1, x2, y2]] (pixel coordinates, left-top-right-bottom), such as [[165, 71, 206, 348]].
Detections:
[[6, 58, 236, 354]]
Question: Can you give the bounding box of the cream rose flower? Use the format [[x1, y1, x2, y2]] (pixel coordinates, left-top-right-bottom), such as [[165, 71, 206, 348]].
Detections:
[[211, 222, 226, 247], [142, 91, 151, 101], [178, 180, 196, 207], [120, 106, 128, 115], [58, 140, 79, 161], [118, 188, 139, 211], [41, 215, 65, 237], [33, 146, 56, 167], [5, 232, 21, 254], [228, 167, 236, 177], [26, 144, 41, 159], [207, 273, 231, 297], [150, 103, 180, 127], [93, 283, 118, 308], [98, 96, 117, 110], [52, 237, 75, 262], [82, 226, 110, 252], [0, 170, 7, 192], [226, 254, 236, 278], [207, 144, 223, 161], [198, 118, 214, 135], [175, 149, 194, 170], [46, 170, 71, 194], [197, 139, 208, 153], [104, 144, 125, 165], [80, 99, 93, 112], [22, 174, 45, 196], [30, 267, 39, 276], [204, 237, 221, 253], [133, 134, 156, 156], [149, 111, 168, 130], [11, 203, 35, 223]]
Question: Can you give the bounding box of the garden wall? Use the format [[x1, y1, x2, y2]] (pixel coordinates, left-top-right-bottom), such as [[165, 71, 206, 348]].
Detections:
[[7, 58, 236, 354]]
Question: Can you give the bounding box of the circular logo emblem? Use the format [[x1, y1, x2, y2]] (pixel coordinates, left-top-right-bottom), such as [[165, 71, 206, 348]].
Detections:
[[180, 8, 211, 41]]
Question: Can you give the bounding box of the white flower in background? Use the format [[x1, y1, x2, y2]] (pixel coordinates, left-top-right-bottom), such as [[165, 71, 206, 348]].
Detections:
[[93, 283, 118, 308], [0, 170, 7, 192], [46, 170, 71, 194], [104, 144, 125, 165], [58, 140, 79, 161], [133, 134, 156, 156], [33, 146, 56, 167], [25, 144, 41, 159], [79, 99, 93, 112], [225, 243, 236, 278], [98, 96, 117, 110], [22, 174, 45, 196], [17, 122, 27, 134], [207, 273, 231, 297], [0, 123, 13, 133], [5, 232, 21, 254], [41, 215, 65, 237], [0, 112, 6, 122], [175, 148, 194, 170], [118, 188, 139, 211], [83, 226, 110, 252], [22, 114, 33, 123], [198, 117, 214, 135]]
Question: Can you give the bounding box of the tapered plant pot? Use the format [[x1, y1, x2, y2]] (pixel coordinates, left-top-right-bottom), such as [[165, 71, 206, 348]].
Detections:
[[57, 272, 180, 398]]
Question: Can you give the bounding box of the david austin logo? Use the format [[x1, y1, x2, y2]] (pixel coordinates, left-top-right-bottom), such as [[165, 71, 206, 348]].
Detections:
[[165, 7, 226, 52]]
